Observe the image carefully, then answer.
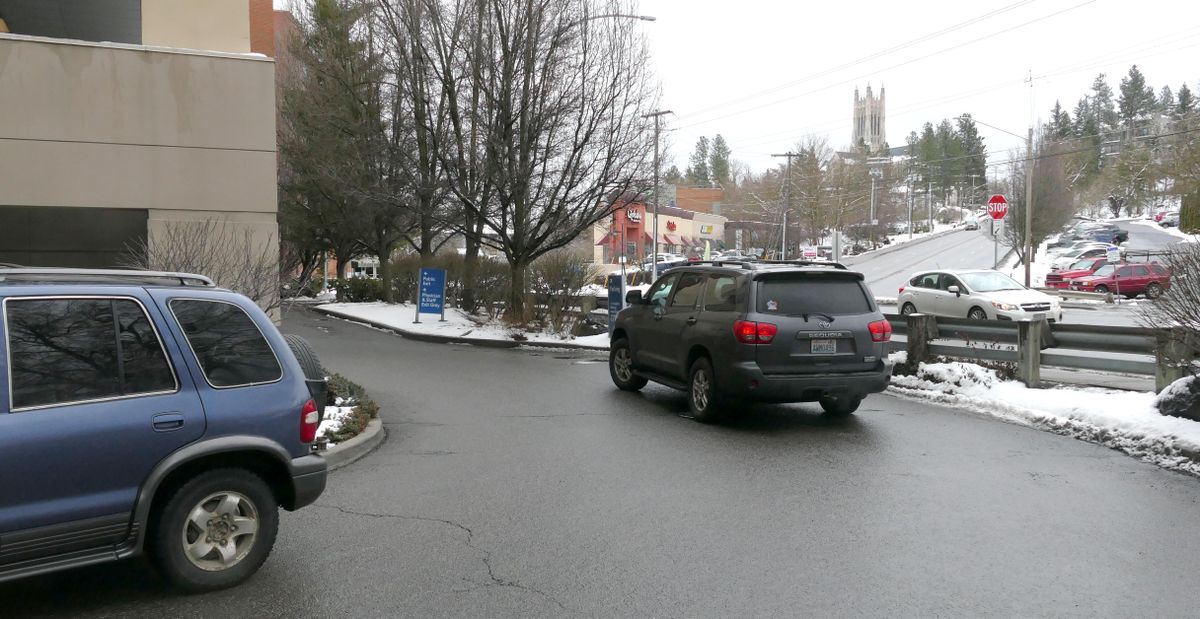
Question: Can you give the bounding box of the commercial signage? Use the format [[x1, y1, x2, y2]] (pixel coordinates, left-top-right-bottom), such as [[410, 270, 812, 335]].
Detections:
[[666, 220, 677, 231], [414, 267, 447, 323], [699, 224, 714, 235], [625, 209, 642, 222]]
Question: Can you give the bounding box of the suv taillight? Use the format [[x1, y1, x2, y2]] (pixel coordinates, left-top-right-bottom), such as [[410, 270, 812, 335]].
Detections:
[[734, 320, 777, 344], [869, 319, 893, 343], [300, 398, 320, 443]]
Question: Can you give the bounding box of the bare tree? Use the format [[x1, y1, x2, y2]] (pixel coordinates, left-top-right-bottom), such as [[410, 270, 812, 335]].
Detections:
[[1004, 140, 1076, 265], [423, 0, 657, 320], [123, 220, 281, 313]]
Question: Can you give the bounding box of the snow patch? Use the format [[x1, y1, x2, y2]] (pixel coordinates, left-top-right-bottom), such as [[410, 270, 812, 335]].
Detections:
[[318, 405, 356, 441], [320, 302, 610, 349], [891, 361, 1200, 475]]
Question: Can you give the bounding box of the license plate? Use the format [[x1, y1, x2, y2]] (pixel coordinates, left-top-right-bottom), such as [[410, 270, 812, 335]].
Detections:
[[811, 339, 837, 354], [1032, 313, 1047, 320]]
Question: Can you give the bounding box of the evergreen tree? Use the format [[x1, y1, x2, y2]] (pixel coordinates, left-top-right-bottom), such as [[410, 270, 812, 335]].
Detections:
[[1159, 85, 1175, 116], [915, 123, 938, 187], [1048, 100, 1072, 139], [1071, 96, 1092, 137], [934, 119, 963, 193], [1091, 73, 1119, 132], [1178, 83, 1195, 118], [708, 134, 732, 187], [685, 136, 710, 185], [955, 114, 987, 183], [1117, 64, 1157, 126], [664, 164, 682, 185]]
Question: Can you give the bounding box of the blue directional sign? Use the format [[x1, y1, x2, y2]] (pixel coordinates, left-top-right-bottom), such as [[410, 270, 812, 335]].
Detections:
[[607, 273, 626, 336], [418, 267, 446, 314]]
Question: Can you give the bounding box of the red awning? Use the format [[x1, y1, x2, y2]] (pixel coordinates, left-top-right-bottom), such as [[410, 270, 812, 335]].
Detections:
[[681, 236, 696, 246], [641, 232, 654, 245], [663, 234, 683, 245]]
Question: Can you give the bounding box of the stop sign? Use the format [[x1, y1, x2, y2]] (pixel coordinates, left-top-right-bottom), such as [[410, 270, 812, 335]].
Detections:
[[987, 194, 1009, 220]]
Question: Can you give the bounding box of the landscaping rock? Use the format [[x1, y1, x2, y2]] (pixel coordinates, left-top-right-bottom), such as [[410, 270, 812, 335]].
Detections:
[[1155, 375, 1200, 421]]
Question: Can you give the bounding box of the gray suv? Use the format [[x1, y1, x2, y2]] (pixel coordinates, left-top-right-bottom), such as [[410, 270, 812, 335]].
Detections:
[[609, 261, 893, 422]]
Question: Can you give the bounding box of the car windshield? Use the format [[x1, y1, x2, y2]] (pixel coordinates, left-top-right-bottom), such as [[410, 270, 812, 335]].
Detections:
[[960, 272, 1024, 292], [1093, 265, 1116, 277], [1070, 259, 1096, 270]]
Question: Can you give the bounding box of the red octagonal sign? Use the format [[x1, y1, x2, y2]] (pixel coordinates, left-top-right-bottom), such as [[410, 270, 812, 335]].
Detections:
[[987, 194, 1009, 220]]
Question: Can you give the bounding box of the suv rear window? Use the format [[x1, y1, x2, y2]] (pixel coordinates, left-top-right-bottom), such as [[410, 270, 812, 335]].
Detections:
[[170, 299, 282, 388], [756, 276, 871, 315]]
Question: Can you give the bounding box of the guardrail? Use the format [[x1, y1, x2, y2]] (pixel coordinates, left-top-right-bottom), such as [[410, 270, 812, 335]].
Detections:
[[887, 313, 1191, 392], [1033, 287, 1114, 303]]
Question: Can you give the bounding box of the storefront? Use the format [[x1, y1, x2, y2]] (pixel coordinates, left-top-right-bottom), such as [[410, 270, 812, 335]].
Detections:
[[594, 203, 727, 265]]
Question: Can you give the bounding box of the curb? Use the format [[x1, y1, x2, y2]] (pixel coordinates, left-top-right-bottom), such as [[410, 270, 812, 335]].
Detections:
[[312, 305, 609, 352], [323, 418, 386, 471]]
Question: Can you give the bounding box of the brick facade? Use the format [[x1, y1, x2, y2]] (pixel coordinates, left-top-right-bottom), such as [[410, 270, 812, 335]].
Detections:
[[249, 0, 274, 56]]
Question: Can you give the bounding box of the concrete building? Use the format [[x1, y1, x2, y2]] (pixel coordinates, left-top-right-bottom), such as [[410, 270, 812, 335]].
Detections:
[[0, 0, 278, 277], [852, 85, 887, 154]]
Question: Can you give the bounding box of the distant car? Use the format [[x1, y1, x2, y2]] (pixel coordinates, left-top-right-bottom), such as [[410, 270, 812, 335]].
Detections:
[[1070, 262, 1170, 299], [964, 219, 980, 231], [1045, 257, 1109, 289], [1050, 245, 1117, 271], [1047, 240, 1115, 260], [1160, 212, 1180, 228], [898, 269, 1062, 322]]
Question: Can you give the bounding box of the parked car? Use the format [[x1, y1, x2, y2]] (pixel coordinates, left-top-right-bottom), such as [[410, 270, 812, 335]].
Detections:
[[1160, 212, 1180, 228], [1069, 262, 1171, 298], [1050, 245, 1117, 270], [1045, 257, 1109, 289], [898, 269, 1062, 322], [0, 268, 328, 591], [1047, 240, 1115, 261], [609, 261, 893, 421]]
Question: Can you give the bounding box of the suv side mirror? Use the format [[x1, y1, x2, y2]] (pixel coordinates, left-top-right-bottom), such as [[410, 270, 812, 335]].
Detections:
[[948, 285, 961, 297], [625, 290, 643, 305]]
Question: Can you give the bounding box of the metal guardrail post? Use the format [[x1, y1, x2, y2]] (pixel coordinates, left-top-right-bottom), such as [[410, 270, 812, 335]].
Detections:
[[1017, 320, 1042, 388], [1155, 328, 1191, 392], [906, 313, 937, 365]]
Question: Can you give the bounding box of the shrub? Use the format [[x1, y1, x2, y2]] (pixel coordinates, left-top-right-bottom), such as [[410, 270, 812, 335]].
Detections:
[[322, 373, 380, 444], [529, 249, 602, 335], [331, 277, 385, 302]]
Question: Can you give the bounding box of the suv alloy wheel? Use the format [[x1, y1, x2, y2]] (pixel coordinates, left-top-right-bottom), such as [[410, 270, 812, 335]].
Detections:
[[688, 357, 721, 423]]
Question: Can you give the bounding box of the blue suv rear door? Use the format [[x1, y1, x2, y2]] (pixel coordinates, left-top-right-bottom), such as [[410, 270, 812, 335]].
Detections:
[[0, 290, 205, 563]]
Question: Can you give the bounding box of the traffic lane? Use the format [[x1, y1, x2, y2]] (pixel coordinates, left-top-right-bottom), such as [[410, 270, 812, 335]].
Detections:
[[851, 228, 999, 297], [7, 309, 1200, 617]]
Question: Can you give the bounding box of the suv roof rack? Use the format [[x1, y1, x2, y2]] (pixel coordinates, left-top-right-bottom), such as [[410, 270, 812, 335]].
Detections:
[[685, 260, 848, 271], [0, 267, 216, 287]]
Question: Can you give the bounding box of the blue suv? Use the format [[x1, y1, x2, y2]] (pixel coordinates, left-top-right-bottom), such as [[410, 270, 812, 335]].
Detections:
[[0, 268, 327, 591]]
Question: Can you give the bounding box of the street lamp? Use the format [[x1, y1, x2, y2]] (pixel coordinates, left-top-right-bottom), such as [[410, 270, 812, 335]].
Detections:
[[563, 13, 655, 30], [958, 116, 1034, 287]]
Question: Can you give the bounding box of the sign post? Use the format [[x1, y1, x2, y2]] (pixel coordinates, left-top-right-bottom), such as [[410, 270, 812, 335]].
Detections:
[[414, 267, 447, 324], [606, 273, 626, 337], [987, 195, 1009, 269]]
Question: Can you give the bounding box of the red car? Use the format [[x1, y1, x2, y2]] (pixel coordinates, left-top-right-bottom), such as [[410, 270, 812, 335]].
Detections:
[[1069, 262, 1171, 299], [1045, 257, 1108, 289]]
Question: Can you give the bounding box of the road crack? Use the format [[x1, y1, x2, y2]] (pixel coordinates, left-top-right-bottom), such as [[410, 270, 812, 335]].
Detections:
[[314, 503, 575, 614]]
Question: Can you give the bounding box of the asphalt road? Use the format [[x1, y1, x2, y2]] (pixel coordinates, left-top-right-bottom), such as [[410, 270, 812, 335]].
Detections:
[[6, 308, 1199, 617], [850, 222, 1185, 327]]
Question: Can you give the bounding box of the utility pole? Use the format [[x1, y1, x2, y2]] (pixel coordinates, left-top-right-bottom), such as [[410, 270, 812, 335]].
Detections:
[[907, 182, 914, 240], [643, 110, 672, 280], [1024, 126, 1034, 287], [771, 152, 800, 260], [927, 181, 933, 232]]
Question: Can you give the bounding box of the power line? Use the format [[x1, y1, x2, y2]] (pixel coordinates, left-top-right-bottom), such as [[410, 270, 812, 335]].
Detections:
[[677, 0, 1036, 120], [675, 0, 1099, 131]]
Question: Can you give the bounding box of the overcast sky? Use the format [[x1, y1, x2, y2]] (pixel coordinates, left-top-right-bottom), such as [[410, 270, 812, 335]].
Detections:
[[277, 0, 1198, 176]]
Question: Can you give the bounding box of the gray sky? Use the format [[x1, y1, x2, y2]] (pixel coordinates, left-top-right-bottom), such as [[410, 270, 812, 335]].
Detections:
[[276, 0, 1199, 175], [638, 0, 1198, 175]]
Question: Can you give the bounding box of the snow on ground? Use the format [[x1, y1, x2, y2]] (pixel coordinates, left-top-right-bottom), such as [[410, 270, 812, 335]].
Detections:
[[848, 222, 962, 258], [886, 353, 1200, 475], [320, 302, 610, 348], [1003, 240, 1053, 287], [319, 403, 356, 442]]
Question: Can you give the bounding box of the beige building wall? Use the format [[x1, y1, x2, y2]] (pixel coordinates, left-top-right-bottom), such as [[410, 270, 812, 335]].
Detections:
[[0, 34, 278, 311], [142, 0, 251, 53]]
